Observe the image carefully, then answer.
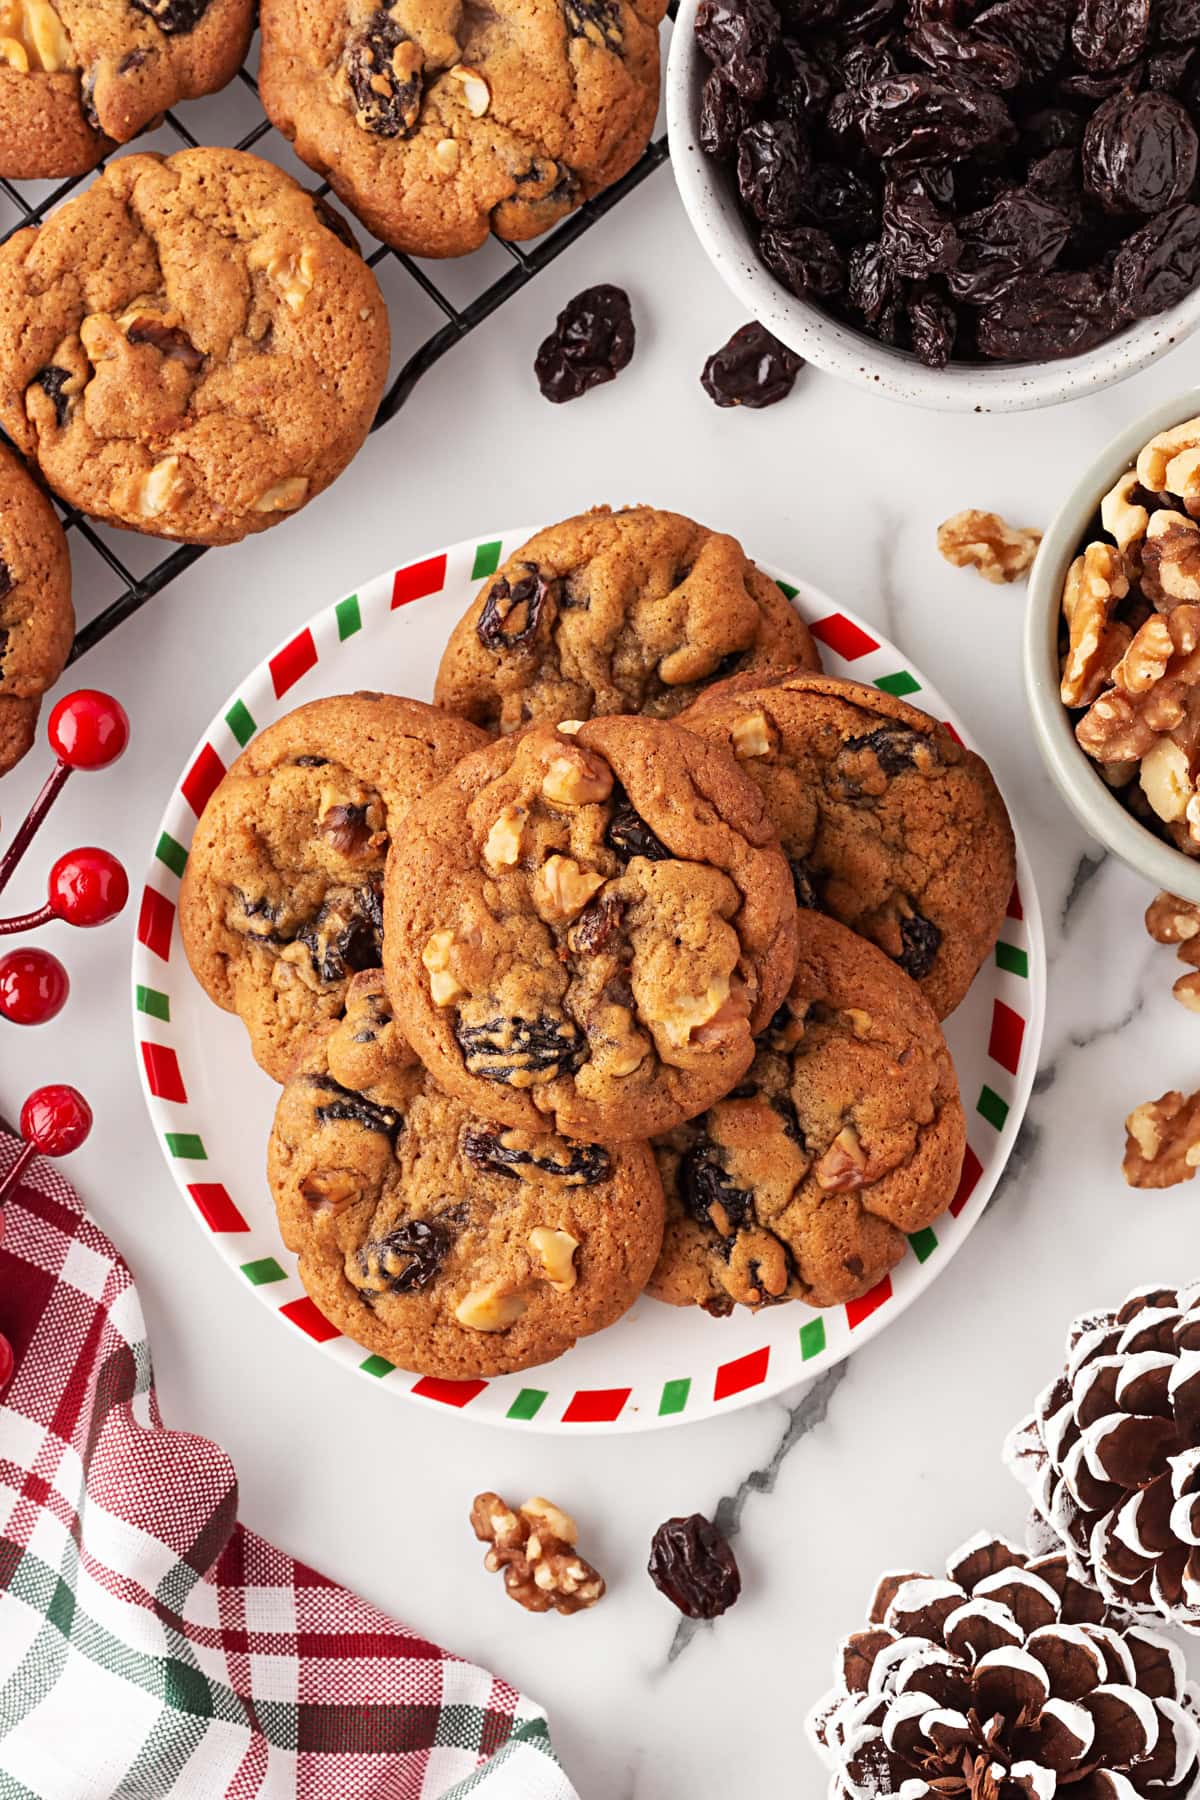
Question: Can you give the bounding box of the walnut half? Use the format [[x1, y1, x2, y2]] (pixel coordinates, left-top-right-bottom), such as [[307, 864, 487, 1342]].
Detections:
[[1124, 1089, 1200, 1188], [470, 1492, 605, 1615], [936, 509, 1042, 584]]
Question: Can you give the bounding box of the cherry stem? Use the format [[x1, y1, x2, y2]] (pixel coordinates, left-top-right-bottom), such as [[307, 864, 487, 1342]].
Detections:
[[0, 904, 54, 937], [0, 1141, 36, 1208], [0, 762, 71, 902]]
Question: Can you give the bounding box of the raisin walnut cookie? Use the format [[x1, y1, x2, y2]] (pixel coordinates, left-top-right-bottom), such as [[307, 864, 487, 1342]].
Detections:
[[683, 673, 1015, 1020], [0, 443, 73, 777], [434, 505, 821, 732], [0, 149, 389, 547], [0, 0, 253, 181], [650, 911, 966, 1316], [180, 694, 487, 1082], [258, 0, 667, 258], [383, 716, 798, 1140], [269, 973, 664, 1379]]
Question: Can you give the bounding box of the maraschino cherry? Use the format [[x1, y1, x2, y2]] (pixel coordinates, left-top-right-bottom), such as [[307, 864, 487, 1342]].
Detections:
[[46, 690, 129, 772], [20, 1085, 93, 1158], [0, 1084, 94, 1396], [0, 948, 69, 1025]]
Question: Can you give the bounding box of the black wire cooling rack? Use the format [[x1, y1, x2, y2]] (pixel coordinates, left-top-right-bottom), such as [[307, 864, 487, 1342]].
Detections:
[[0, 54, 672, 666]]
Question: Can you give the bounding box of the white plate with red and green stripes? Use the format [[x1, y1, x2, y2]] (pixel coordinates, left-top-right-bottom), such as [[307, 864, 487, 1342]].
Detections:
[[131, 526, 1045, 1435]]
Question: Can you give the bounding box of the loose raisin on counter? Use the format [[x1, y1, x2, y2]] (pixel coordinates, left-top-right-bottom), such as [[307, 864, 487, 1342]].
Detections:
[[700, 322, 803, 409], [534, 284, 635, 404], [647, 1514, 741, 1619]]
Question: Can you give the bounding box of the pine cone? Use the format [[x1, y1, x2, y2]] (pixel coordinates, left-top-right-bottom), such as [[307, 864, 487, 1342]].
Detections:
[[807, 1532, 1200, 1799], [1006, 1283, 1200, 1632]]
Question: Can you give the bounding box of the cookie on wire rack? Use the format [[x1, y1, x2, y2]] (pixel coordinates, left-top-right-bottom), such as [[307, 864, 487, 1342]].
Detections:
[[0, 443, 73, 777]]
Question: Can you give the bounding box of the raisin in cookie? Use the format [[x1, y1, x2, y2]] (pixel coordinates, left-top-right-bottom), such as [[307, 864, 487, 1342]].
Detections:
[[258, 0, 666, 259], [682, 673, 1015, 1020], [383, 715, 797, 1140], [180, 694, 487, 1082], [0, 0, 253, 181], [0, 443, 73, 776], [0, 150, 389, 547], [270, 973, 664, 1379], [435, 506, 820, 733], [649, 910, 966, 1315]]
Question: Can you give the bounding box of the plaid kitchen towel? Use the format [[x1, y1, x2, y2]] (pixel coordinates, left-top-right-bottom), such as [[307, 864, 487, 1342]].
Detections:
[[0, 1133, 579, 1800]]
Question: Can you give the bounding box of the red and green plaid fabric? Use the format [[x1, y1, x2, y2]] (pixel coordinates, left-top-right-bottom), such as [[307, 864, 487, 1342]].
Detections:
[[0, 1133, 578, 1800]]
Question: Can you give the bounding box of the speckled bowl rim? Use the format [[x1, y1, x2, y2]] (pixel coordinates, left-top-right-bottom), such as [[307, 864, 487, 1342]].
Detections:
[[1024, 387, 1200, 902], [665, 1, 1200, 414]]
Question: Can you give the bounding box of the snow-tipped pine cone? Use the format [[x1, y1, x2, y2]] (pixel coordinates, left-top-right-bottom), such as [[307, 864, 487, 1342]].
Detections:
[[807, 1531, 1200, 1799], [1006, 1283, 1200, 1632]]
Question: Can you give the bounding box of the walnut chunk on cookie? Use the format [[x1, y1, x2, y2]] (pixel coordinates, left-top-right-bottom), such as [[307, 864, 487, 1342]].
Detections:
[[383, 715, 798, 1140], [269, 974, 663, 1379], [649, 910, 966, 1315], [435, 506, 821, 733], [471, 1494, 605, 1614], [258, 0, 667, 258], [0, 149, 389, 546]]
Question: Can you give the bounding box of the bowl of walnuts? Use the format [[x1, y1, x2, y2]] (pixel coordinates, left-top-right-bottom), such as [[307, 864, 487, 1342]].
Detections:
[[667, 0, 1200, 413], [1025, 389, 1200, 901]]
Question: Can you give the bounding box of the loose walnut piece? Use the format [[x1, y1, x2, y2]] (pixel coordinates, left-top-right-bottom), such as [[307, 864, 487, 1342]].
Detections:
[[470, 1492, 605, 1615], [1142, 510, 1200, 610], [1146, 890, 1200, 945], [1174, 971, 1200, 1012], [936, 509, 1042, 584], [1100, 470, 1150, 560], [1124, 1089, 1200, 1188], [1060, 542, 1130, 708]]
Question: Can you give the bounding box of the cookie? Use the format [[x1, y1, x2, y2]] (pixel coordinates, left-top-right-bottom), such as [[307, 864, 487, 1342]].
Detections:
[[681, 673, 1015, 1019], [649, 910, 966, 1315], [269, 972, 665, 1379], [257, 0, 666, 258], [382, 715, 797, 1140], [0, 150, 389, 547], [0, 0, 253, 180], [434, 506, 821, 733], [0, 443, 73, 776], [180, 694, 488, 1082]]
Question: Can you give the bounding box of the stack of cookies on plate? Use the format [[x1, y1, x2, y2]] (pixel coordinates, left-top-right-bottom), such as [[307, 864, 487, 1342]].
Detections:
[[180, 505, 1016, 1380]]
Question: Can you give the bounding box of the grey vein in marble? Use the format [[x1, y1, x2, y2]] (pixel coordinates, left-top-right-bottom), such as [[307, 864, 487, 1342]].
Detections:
[[664, 1362, 849, 1664], [1060, 850, 1106, 932]]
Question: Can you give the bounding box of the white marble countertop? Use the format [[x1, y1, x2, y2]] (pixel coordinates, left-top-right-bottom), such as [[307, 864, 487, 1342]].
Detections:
[[5, 118, 1200, 1800]]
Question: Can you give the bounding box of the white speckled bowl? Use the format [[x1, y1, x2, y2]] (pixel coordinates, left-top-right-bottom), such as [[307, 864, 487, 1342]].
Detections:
[[666, 0, 1200, 413], [1025, 388, 1200, 902]]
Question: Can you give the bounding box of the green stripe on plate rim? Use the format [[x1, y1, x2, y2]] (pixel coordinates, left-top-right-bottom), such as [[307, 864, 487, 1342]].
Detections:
[[164, 1132, 205, 1160], [471, 540, 502, 580], [155, 832, 187, 879], [799, 1316, 826, 1360], [224, 698, 256, 748], [136, 985, 170, 1023], [875, 671, 921, 697], [658, 1378, 690, 1416], [995, 942, 1028, 978], [978, 1085, 1009, 1131], [360, 1353, 394, 1378], [241, 1257, 288, 1286], [336, 594, 362, 640], [506, 1387, 547, 1421], [907, 1226, 938, 1263]]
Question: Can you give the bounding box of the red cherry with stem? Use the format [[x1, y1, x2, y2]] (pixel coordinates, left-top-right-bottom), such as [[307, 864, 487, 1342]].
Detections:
[[47, 690, 129, 771], [47, 848, 128, 928], [20, 1085, 92, 1157], [0, 1334, 13, 1396], [0, 947, 69, 1024]]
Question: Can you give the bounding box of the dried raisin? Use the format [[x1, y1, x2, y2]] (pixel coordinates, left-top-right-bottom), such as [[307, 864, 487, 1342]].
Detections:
[[1083, 92, 1198, 215], [130, 0, 210, 30], [605, 793, 672, 858], [461, 1126, 610, 1185], [309, 1075, 401, 1142], [357, 1208, 468, 1295], [534, 284, 635, 404], [647, 1515, 741, 1619], [455, 1014, 584, 1084], [345, 13, 422, 137], [477, 563, 557, 651], [898, 910, 942, 980]]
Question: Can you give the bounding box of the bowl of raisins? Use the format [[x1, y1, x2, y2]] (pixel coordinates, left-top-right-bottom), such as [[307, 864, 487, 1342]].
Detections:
[[1025, 387, 1200, 901], [668, 0, 1200, 412]]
